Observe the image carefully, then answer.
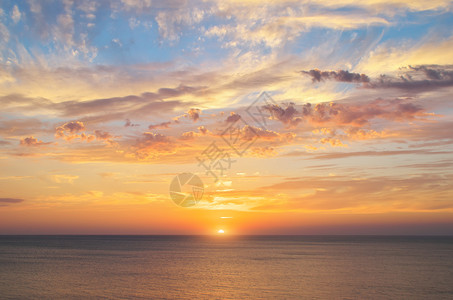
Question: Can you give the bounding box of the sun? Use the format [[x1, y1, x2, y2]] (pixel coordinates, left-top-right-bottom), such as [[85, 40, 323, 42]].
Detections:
[[217, 229, 225, 234]]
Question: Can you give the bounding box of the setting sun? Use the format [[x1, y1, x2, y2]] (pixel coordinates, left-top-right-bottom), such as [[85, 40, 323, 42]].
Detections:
[[218, 229, 225, 234]]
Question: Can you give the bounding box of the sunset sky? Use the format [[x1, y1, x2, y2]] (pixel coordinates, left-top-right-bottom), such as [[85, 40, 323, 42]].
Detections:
[[1, 0, 453, 235]]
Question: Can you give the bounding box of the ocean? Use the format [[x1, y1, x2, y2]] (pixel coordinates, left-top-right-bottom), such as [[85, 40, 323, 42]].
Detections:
[[0, 235, 452, 299]]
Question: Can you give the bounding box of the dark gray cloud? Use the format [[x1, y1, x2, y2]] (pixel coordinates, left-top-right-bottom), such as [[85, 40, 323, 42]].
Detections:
[[372, 65, 453, 90], [409, 65, 453, 80], [301, 69, 370, 83], [301, 65, 453, 92], [263, 103, 303, 128]]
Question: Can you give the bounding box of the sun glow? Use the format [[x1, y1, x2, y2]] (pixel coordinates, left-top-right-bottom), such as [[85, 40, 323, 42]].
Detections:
[[218, 229, 225, 234]]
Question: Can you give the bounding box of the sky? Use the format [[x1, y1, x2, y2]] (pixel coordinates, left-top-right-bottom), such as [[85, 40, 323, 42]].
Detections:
[[1, 0, 453, 235]]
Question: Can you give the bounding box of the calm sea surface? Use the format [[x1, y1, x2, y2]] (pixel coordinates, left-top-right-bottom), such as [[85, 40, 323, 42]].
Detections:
[[0, 235, 452, 299]]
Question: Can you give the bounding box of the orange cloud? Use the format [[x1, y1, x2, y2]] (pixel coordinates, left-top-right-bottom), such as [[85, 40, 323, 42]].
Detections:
[[55, 121, 86, 141], [187, 108, 201, 122], [132, 132, 175, 159]]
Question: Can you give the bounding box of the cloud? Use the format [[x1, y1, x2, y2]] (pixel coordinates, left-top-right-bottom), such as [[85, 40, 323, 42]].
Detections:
[[50, 174, 79, 184], [223, 0, 452, 14], [205, 3, 390, 49], [225, 112, 241, 123], [0, 1, 450, 170], [257, 173, 453, 212], [371, 65, 453, 91], [155, 6, 206, 42], [187, 108, 201, 122], [0, 83, 202, 124], [263, 98, 426, 128], [410, 65, 453, 80], [19, 136, 51, 146], [313, 100, 416, 126], [320, 137, 348, 148], [56, 93, 174, 119], [240, 125, 279, 141], [57, 121, 85, 134], [124, 119, 140, 127], [196, 187, 285, 211], [301, 65, 453, 92], [11, 5, 21, 24], [198, 126, 209, 135], [309, 0, 452, 12], [132, 132, 174, 159], [94, 130, 115, 145], [179, 131, 200, 140], [54, 121, 115, 145], [249, 146, 277, 157], [55, 121, 86, 140], [0, 14, 10, 45], [174, 108, 202, 123], [94, 130, 112, 140], [148, 121, 172, 130], [357, 37, 453, 74], [80, 133, 95, 142], [345, 127, 394, 140], [263, 102, 303, 128], [311, 149, 451, 160], [301, 69, 370, 83], [217, 124, 295, 155], [119, 0, 153, 11], [0, 94, 53, 112], [0, 198, 24, 206], [193, 168, 450, 212], [398, 160, 453, 170], [179, 125, 213, 140], [402, 121, 453, 142]]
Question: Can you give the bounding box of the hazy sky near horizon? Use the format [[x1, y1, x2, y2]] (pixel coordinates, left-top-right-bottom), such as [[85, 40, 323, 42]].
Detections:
[[1, 0, 453, 234]]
